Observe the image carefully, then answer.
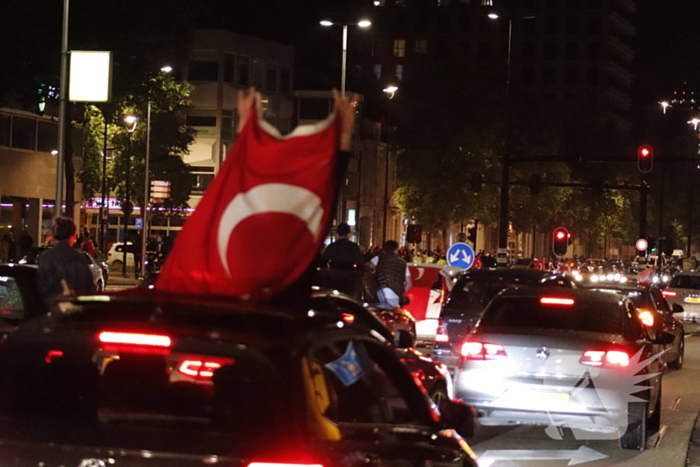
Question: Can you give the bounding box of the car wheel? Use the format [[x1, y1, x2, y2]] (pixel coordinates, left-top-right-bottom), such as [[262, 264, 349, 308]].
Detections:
[[430, 384, 450, 414], [668, 337, 684, 370], [112, 260, 123, 270], [619, 402, 648, 450]]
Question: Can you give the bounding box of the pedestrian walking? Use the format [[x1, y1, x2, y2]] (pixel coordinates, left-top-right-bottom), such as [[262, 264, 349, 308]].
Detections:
[[371, 240, 413, 309], [319, 222, 365, 270], [36, 217, 95, 302]]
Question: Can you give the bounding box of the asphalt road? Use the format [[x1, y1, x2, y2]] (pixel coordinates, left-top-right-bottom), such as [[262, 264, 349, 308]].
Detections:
[[468, 325, 700, 467]]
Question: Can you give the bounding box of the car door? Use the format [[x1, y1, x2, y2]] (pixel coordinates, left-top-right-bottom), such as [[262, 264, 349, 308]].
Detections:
[[650, 288, 682, 361], [304, 331, 476, 467]]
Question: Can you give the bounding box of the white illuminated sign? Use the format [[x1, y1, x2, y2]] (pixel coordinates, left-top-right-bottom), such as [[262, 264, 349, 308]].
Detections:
[[69, 51, 112, 102]]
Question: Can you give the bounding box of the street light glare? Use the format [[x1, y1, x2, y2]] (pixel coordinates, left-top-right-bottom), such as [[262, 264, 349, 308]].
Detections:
[[488, 13, 499, 19], [124, 115, 138, 124], [320, 20, 333, 26], [160, 65, 173, 73], [358, 20, 372, 27], [383, 86, 399, 93]]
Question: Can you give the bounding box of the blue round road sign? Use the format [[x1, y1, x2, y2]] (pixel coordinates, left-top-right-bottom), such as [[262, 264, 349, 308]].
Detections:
[[447, 242, 476, 270]]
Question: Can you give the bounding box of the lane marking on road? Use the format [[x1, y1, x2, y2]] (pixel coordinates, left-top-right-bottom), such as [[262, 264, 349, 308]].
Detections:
[[671, 397, 682, 411], [476, 446, 608, 467], [653, 425, 668, 449]]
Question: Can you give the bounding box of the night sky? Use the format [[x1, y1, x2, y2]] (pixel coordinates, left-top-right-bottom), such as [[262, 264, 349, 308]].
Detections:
[[198, 0, 700, 104]]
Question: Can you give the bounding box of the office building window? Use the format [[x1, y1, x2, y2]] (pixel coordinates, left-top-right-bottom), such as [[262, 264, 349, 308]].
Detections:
[[543, 67, 556, 85], [11, 116, 36, 150], [252, 59, 264, 89], [186, 116, 217, 127], [279, 66, 291, 93], [544, 41, 557, 60], [481, 0, 493, 5], [266, 63, 278, 92], [587, 42, 601, 59], [395, 64, 404, 81], [544, 17, 557, 34], [374, 64, 382, 79], [565, 42, 579, 60], [0, 115, 9, 147], [393, 39, 406, 57], [224, 53, 235, 83], [37, 120, 58, 153], [415, 39, 427, 54], [187, 61, 218, 81], [238, 56, 250, 86], [587, 67, 600, 86]]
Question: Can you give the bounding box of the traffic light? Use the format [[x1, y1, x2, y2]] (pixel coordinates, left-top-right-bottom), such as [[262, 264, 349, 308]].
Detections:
[[637, 144, 653, 173], [553, 227, 568, 256], [407, 224, 422, 244], [471, 172, 484, 193], [467, 225, 477, 245], [529, 174, 542, 195]]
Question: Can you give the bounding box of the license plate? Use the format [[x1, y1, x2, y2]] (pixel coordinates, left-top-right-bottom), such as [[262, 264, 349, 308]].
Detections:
[[684, 297, 700, 304]]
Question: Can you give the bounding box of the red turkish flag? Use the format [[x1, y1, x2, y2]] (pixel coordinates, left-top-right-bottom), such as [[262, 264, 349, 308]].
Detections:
[[156, 96, 340, 300], [637, 266, 655, 286]]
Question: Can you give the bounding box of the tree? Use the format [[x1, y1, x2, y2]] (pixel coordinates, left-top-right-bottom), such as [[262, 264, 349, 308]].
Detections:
[[80, 73, 196, 214]]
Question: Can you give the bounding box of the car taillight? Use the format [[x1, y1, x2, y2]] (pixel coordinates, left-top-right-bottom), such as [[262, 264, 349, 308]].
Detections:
[[178, 360, 222, 379], [662, 290, 677, 298], [249, 463, 323, 467], [638, 310, 655, 327], [461, 341, 507, 360], [45, 349, 64, 363], [98, 331, 171, 347], [435, 319, 449, 342], [540, 297, 575, 305], [341, 313, 355, 324], [580, 350, 630, 368]]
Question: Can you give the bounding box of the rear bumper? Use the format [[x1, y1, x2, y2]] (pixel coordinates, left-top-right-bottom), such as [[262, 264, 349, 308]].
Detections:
[[430, 347, 459, 370], [471, 405, 623, 434]]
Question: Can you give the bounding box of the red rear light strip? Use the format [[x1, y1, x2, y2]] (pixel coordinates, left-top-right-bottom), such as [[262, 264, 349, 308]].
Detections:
[[662, 290, 677, 297], [580, 350, 629, 368], [540, 297, 575, 305], [249, 464, 323, 467], [461, 341, 507, 360], [98, 331, 172, 348]]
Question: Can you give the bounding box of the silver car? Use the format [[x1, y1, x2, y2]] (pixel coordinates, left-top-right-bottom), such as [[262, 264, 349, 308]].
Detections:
[[454, 287, 673, 450], [662, 271, 700, 322]]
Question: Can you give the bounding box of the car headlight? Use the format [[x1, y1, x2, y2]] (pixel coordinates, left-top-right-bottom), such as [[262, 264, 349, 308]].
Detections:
[[591, 275, 599, 282], [614, 273, 621, 280], [619, 276, 627, 283], [662, 275, 670, 282], [574, 274, 583, 282], [606, 274, 614, 281], [653, 276, 660, 283]]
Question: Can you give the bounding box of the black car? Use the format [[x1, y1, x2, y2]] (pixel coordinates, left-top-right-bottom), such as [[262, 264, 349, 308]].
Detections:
[[588, 284, 685, 369], [0, 292, 478, 467], [311, 287, 454, 411], [432, 269, 576, 369], [0, 263, 47, 323]]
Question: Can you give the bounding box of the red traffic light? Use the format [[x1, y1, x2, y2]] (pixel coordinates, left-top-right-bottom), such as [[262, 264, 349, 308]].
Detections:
[[637, 144, 653, 173], [553, 228, 569, 256]]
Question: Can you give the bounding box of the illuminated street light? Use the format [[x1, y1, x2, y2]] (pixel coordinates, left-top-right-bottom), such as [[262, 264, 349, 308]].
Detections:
[[689, 118, 700, 131], [160, 65, 173, 73], [383, 85, 398, 99], [488, 13, 499, 19], [319, 19, 372, 96], [660, 101, 670, 114]]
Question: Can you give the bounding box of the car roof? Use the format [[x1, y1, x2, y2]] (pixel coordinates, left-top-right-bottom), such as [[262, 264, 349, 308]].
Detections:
[[497, 285, 625, 304], [586, 284, 651, 294], [457, 268, 567, 282]]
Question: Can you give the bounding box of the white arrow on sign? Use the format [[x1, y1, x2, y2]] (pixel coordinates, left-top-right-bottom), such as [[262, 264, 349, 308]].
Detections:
[[449, 251, 462, 264], [477, 446, 607, 467]]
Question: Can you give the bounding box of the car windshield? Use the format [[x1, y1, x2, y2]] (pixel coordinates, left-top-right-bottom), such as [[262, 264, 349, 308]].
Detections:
[[480, 296, 624, 334], [670, 275, 700, 289], [445, 276, 564, 311]]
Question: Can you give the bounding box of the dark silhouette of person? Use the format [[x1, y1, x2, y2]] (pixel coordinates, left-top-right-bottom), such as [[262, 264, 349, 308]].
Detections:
[[36, 217, 95, 302], [319, 223, 365, 270]]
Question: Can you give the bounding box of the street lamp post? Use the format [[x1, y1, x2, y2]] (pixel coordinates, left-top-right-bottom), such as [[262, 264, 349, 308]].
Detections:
[[122, 115, 138, 277], [382, 86, 398, 244], [320, 19, 371, 97], [490, 12, 535, 266], [687, 117, 700, 258], [55, 0, 70, 218]]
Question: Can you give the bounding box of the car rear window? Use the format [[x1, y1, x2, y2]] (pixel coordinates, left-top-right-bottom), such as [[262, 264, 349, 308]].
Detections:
[[670, 275, 700, 289], [480, 296, 624, 334], [445, 277, 568, 312], [0, 333, 294, 455]]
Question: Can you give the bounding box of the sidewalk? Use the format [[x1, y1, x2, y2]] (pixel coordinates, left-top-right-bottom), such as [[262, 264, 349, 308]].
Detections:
[[106, 274, 139, 291], [687, 412, 700, 466]]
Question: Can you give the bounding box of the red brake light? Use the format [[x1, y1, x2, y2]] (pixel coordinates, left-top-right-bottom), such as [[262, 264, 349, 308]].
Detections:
[[580, 350, 630, 368], [540, 297, 575, 305], [638, 310, 655, 327], [249, 464, 323, 467], [98, 331, 171, 348], [662, 290, 677, 298], [45, 349, 64, 363], [461, 341, 507, 360], [341, 313, 355, 324], [178, 360, 222, 379]]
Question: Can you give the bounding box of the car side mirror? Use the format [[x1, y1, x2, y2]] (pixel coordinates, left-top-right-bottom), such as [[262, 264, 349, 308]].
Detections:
[[652, 331, 675, 346], [440, 399, 477, 438], [672, 303, 685, 314], [395, 329, 415, 349]]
